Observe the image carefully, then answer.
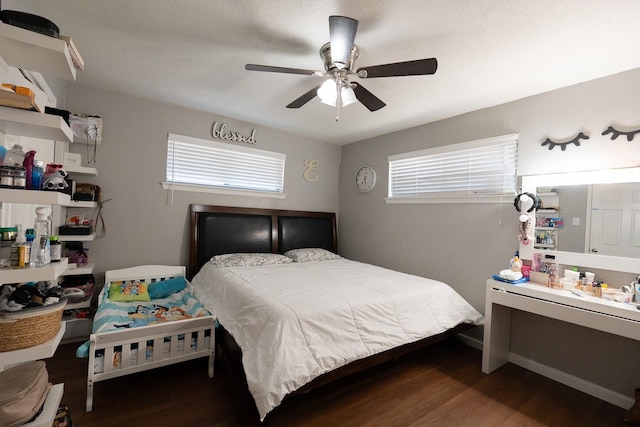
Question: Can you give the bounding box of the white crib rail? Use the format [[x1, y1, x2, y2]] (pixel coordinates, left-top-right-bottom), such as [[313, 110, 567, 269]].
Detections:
[[86, 316, 215, 411]]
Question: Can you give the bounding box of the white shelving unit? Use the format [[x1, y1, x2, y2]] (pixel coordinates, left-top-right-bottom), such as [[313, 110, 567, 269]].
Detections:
[[0, 106, 73, 142], [64, 261, 95, 276], [65, 200, 97, 209], [56, 165, 98, 343], [0, 22, 82, 427], [0, 258, 68, 283], [58, 233, 95, 242], [0, 323, 66, 371], [64, 164, 98, 176], [65, 299, 91, 311], [0, 188, 71, 205], [0, 23, 76, 81], [61, 260, 95, 343], [22, 383, 64, 427]]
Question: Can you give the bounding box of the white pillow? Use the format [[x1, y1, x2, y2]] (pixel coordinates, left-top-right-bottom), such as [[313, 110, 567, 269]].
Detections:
[[284, 248, 341, 262], [210, 253, 293, 267]]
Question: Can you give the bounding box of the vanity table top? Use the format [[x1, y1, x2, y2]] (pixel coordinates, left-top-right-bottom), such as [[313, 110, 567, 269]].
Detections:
[[486, 279, 640, 323]]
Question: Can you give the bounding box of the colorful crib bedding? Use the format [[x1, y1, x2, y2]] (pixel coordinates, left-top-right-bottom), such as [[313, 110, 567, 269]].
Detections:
[[76, 282, 210, 358]]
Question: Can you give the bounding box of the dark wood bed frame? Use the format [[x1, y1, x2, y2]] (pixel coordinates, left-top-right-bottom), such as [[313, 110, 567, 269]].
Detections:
[[188, 204, 474, 426]]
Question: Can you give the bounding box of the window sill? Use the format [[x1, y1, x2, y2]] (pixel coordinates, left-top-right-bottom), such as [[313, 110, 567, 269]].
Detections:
[[161, 182, 287, 199], [385, 195, 514, 204]]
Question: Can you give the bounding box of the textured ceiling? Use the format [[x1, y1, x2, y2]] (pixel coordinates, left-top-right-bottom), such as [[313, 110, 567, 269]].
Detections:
[[8, 0, 640, 145]]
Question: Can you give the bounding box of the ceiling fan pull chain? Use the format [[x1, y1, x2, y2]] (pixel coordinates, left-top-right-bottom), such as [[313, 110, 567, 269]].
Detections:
[[335, 79, 342, 121]]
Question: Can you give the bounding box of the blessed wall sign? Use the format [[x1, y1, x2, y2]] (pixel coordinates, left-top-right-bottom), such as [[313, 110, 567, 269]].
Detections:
[[211, 121, 257, 145]]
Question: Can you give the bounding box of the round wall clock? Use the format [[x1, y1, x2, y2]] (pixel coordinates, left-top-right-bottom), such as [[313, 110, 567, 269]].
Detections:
[[355, 165, 376, 193]]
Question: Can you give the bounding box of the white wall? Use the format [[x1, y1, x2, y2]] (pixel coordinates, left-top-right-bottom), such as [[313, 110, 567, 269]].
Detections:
[[62, 83, 341, 280], [339, 67, 640, 403]]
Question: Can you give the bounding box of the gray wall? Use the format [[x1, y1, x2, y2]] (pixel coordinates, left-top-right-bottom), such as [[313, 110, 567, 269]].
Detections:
[[339, 68, 640, 401], [63, 84, 341, 280], [62, 68, 640, 403]]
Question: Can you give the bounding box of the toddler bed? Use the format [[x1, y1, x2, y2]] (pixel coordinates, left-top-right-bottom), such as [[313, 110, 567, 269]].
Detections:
[[78, 265, 216, 412]]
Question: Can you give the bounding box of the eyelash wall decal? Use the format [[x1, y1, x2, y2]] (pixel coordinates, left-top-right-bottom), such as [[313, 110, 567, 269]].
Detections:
[[602, 125, 640, 142], [541, 132, 589, 151]]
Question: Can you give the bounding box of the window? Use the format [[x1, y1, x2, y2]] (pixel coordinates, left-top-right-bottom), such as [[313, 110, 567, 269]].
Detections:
[[163, 133, 286, 196], [387, 134, 517, 202]]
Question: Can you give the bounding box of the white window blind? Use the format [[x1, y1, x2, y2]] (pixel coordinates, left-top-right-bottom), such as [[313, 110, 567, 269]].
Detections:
[[388, 134, 518, 199], [166, 133, 285, 193]]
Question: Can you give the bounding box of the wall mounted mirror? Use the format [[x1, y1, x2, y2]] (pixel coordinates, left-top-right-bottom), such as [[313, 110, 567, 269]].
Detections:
[[520, 167, 640, 274]]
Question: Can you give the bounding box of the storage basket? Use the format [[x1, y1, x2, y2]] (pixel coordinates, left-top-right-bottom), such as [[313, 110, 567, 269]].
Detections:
[[0, 298, 67, 352]]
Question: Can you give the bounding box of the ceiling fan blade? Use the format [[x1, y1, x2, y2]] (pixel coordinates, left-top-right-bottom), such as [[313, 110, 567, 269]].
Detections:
[[329, 16, 358, 69], [357, 58, 438, 78], [286, 85, 322, 109], [352, 83, 386, 111], [245, 64, 321, 76]]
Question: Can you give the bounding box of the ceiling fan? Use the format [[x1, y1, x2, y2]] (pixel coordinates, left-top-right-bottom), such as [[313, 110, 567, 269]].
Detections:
[[245, 15, 438, 120]]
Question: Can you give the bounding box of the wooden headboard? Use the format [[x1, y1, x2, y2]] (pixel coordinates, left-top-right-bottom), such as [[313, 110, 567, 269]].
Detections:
[[188, 205, 337, 279]]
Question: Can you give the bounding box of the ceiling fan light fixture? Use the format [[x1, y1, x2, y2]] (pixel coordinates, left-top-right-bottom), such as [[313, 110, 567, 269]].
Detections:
[[341, 86, 357, 106], [317, 80, 335, 105], [317, 80, 357, 107], [245, 15, 437, 114]]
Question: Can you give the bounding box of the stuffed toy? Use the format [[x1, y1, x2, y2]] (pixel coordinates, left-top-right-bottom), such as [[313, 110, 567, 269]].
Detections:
[[42, 164, 68, 190]]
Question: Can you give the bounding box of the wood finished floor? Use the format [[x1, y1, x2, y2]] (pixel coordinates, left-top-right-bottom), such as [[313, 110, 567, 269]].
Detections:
[[46, 339, 628, 426]]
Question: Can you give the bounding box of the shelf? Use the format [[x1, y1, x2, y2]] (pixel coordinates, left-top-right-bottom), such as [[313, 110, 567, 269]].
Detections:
[[0, 23, 76, 81], [61, 317, 92, 344], [537, 209, 559, 214], [62, 200, 97, 208], [58, 233, 95, 242], [64, 164, 98, 176], [534, 244, 556, 249], [0, 322, 66, 369], [536, 227, 559, 231], [0, 105, 73, 142], [63, 261, 94, 276], [65, 299, 91, 310], [0, 188, 71, 205], [22, 383, 64, 427], [0, 258, 68, 283]]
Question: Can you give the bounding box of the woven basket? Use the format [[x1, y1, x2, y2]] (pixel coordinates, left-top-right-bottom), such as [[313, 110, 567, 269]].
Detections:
[[0, 298, 67, 352]]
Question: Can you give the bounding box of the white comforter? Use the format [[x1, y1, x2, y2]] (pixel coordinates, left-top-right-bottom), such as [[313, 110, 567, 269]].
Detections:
[[190, 259, 483, 420]]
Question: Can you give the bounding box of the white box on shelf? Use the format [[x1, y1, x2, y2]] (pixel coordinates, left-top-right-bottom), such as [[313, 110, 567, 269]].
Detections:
[[63, 151, 81, 167]]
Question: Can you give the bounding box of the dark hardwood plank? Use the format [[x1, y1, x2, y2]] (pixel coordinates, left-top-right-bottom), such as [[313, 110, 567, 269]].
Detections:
[[45, 339, 627, 426]]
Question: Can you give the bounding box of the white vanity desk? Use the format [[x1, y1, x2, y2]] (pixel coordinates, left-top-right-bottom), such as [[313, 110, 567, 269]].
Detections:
[[482, 279, 640, 378]]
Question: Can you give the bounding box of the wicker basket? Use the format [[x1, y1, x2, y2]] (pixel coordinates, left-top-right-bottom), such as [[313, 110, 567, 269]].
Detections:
[[0, 298, 67, 352]]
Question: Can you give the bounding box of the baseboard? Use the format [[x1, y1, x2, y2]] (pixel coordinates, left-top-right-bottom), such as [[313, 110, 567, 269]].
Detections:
[[456, 332, 483, 351], [457, 335, 633, 409], [508, 352, 633, 409]]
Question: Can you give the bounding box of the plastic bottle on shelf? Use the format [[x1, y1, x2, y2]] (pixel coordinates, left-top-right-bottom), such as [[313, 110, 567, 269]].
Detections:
[[25, 233, 34, 266], [22, 150, 36, 189], [9, 224, 29, 268], [49, 236, 61, 262], [3, 144, 26, 167], [547, 263, 561, 289], [31, 160, 44, 190], [31, 207, 51, 267]]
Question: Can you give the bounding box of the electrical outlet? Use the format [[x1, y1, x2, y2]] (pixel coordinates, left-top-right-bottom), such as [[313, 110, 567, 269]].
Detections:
[[573, 217, 580, 226]]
